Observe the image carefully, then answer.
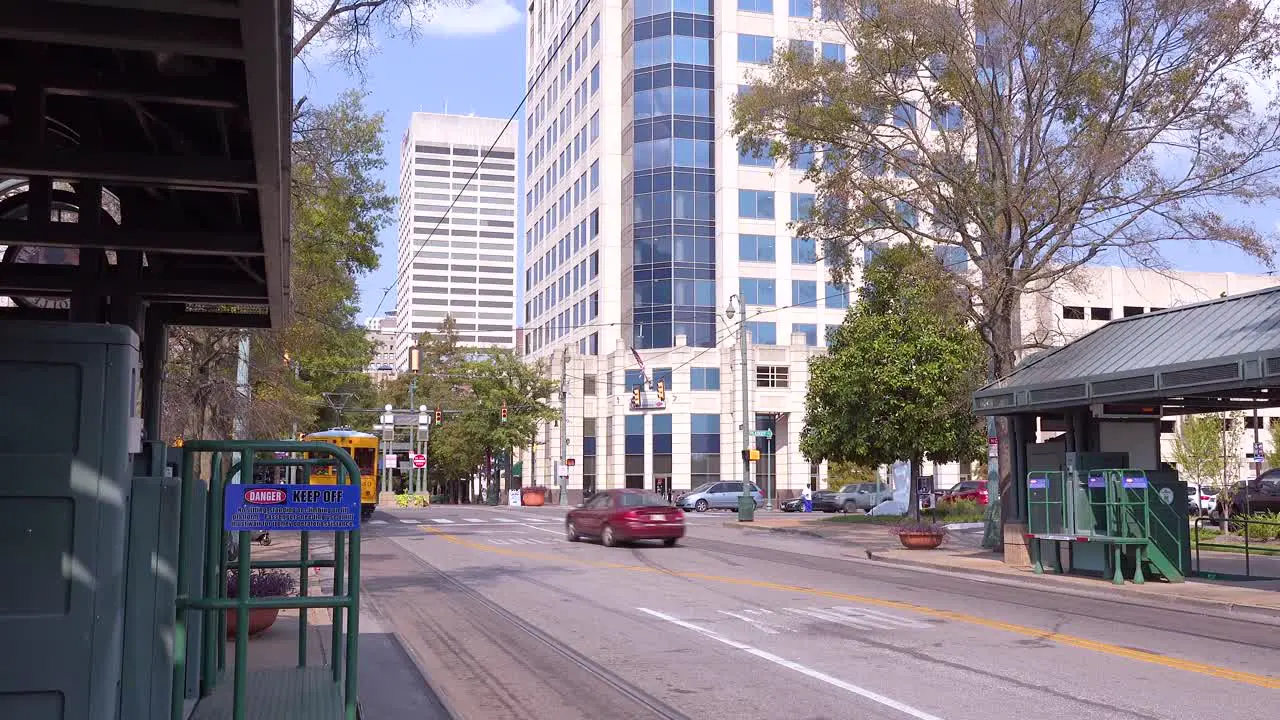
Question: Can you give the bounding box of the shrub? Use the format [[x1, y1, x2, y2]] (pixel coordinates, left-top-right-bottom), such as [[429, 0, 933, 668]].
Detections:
[[891, 520, 948, 536], [226, 569, 297, 598]]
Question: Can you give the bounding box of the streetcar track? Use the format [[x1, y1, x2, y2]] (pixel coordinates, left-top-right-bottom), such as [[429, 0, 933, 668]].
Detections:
[[679, 536, 1280, 652], [393, 538, 693, 720]]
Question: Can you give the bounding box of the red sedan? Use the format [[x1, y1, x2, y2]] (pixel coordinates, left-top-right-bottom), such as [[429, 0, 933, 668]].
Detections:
[[940, 480, 989, 505], [565, 489, 685, 547]]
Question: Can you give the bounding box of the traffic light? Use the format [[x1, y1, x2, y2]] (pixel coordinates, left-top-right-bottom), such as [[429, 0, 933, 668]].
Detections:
[[631, 386, 641, 408], [742, 448, 761, 462], [500, 402, 508, 423], [434, 407, 443, 426], [656, 379, 666, 402]]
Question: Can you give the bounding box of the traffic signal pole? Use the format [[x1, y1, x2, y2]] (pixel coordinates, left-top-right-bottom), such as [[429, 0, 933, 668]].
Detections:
[[560, 350, 570, 507]]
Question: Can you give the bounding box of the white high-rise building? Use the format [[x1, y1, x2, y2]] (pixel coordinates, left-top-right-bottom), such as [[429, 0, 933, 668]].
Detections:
[[518, 0, 1280, 503], [394, 113, 519, 369]]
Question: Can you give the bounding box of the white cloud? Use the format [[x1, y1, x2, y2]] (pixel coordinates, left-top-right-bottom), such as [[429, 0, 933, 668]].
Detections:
[[420, 0, 522, 36]]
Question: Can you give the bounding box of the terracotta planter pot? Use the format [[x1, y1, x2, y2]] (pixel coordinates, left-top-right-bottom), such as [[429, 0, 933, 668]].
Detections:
[[522, 490, 546, 507], [897, 532, 945, 550], [225, 607, 281, 637]]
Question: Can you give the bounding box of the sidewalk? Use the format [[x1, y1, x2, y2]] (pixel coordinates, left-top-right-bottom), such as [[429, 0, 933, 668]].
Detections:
[[722, 515, 1280, 622]]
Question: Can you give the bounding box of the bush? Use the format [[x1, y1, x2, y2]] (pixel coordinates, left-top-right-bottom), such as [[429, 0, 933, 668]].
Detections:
[[892, 520, 948, 536], [1242, 511, 1280, 542], [226, 569, 296, 598], [936, 499, 982, 521], [395, 494, 429, 508]]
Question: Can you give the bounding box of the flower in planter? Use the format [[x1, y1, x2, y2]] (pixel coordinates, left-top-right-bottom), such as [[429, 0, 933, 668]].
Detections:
[[226, 569, 298, 598], [890, 520, 948, 537]]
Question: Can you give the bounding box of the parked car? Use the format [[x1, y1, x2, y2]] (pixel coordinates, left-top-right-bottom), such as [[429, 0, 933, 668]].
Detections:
[[780, 496, 804, 512], [941, 480, 989, 506], [811, 483, 894, 513], [1186, 483, 1220, 516], [1212, 477, 1280, 519], [675, 481, 764, 512], [566, 489, 685, 547]]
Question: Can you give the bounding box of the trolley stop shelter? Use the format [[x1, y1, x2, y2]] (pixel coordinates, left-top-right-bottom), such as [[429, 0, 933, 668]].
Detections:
[[972, 285, 1280, 584], [0, 4, 361, 720]]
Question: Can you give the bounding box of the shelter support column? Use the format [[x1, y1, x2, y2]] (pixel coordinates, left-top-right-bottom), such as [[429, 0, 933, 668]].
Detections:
[[1002, 413, 1036, 567]]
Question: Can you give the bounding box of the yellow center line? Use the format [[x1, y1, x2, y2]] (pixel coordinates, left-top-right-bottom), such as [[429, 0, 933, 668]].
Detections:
[[420, 526, 1280, 690]]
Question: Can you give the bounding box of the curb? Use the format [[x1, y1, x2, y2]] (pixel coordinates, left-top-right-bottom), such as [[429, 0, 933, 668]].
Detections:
[[862, 549, 1280, 626], [720, 521, 829, 539]]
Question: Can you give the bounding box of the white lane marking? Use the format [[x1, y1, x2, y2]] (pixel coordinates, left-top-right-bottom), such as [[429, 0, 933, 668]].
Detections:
[[523, 523, 566, 536], [638, 608, 946, 720], [463, 518, 487, 523], [787, 607, 879, 631], [525, 518, 553, 523], [399, 518, 421, 524], [369, 520, 388, 525], [837, 606, 932, 629], [429, 518, 455, 524], [718, 609, 780, 634], [493, 518, 517, 523]]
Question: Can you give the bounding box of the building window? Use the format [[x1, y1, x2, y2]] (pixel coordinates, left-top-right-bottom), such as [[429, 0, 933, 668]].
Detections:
[[825, 324, 840, 346], [583, 417, 598, 495], [739, 234, 776, 262], [746, 321, 777, 345], [691, 414, 721, 489], [1150, 307, 1166, 312], [590, 63, 600, 93], [1245, 415, 1264, 430], [821, 42, 845, 62], [625, 415, 645, 489], [789, 0, 813, 16], [690, 367, 721, 390], [791, 193, 815, 221], [740, 278, 777, 306], [754, 413, 778, 495], [1090, 307, 1112, 321], [792, 280, 818, 307], [739, 145, 773, 167], [590, 14, 601, 47], [757, 366, 790, 388], [793, 323, 818, 346], [739, 0, 772, 11], [737, 34, 774, 64], [1123, 306, 1144, 317], [625, 369, 646, 389], [590, 160, 600, 190], [792, 237, 818, 264], [789, 39, 814, 59], [1062, 305, 1085, 320], [825, 282, 850, 308], [584, 374, 598, 396], [739, 189, 775, 219], [653, 414, 673, 493], [934, 244, 967, 270], [653, 367, 674, 390]]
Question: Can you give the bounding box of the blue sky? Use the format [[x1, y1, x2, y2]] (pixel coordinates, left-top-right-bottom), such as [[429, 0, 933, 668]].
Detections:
[[294, 3, 1279, 326]]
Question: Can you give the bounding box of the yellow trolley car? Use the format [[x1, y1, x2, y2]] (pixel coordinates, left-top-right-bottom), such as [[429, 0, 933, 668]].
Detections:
[[302, 427, 379, 519]]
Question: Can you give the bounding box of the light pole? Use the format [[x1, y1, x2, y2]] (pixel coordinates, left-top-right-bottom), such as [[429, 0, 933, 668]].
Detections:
[[379, 404, 394, 495], [726, 295, 754, 522]]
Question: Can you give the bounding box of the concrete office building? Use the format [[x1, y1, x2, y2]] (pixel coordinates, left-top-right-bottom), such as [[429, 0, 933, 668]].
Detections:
[[517, 0, 1280, 501], [365, 311, 399, 382], [394, 112, 519, 370]]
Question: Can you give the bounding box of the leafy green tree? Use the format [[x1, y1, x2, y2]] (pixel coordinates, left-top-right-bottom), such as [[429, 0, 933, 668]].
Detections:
[[801, 245, 986, 519], [826, 462, 881, 491], [1172, 415, 1227, 487], [732, 0, 1280, 524]]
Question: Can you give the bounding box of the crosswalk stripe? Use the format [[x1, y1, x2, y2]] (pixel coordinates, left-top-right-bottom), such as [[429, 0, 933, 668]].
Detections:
[[493, 518, 516, 523], [525, 518, 550, 523], [430, 518, 455, 524], [399, 518, 421, 524], [786, 607, 879, 630], [369, 519, 388, 525], [832, 606, 931, 629], [464, 518, 486, 523]]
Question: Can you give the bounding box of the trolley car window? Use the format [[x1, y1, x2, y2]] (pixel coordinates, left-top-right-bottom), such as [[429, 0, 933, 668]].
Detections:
[[354, 447, 375, 475]]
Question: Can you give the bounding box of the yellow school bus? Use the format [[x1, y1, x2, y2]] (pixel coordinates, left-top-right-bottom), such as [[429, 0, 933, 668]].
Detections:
[[302, 428, 378, 519]]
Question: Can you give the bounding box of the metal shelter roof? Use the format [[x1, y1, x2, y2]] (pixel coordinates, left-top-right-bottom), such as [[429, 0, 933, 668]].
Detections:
[[973, 284, 1280, 416], [0, 0, 292, 328]]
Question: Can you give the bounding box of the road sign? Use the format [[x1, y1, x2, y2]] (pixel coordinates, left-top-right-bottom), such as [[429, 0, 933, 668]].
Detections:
[[988, 437, 999, 458], [753, 429, 773, 439], [412, 453, 427, 469], [1254, 442, 1265, 463], [224, 484, 360, 532]]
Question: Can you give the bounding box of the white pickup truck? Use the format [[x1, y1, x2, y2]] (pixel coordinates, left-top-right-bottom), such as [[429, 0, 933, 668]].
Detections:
[[815, 483, 896, 513]]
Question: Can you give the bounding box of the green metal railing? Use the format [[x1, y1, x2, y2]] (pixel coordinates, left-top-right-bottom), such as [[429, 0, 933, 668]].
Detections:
[[171, 440, 362, 720]]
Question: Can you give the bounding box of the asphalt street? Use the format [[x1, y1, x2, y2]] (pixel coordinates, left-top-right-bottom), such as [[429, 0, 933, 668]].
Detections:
[[357, 504, 1280, 720]]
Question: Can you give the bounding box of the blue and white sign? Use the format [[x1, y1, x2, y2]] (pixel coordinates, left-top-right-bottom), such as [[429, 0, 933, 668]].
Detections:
[[224, 484, 361, 532], [1087, 474, 1106, 489], [1122, 475, 1149, 489], [1027, 476, 1047, 489]]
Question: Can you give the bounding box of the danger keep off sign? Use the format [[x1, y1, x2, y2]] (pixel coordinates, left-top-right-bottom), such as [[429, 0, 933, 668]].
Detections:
[[224, 484, 361, 532]]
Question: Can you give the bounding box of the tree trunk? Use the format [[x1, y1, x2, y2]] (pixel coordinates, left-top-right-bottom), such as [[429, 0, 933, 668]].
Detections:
[[908, 454, 922, 522], [987, 294, 1020, 530]]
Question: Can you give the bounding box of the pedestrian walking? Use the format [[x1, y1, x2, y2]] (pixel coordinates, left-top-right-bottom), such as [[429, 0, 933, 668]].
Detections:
[[801, 485, 813, 513]]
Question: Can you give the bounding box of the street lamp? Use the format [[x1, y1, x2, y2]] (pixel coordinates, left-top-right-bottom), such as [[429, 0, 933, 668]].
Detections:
[[380, 404, 394, 494], [726, 295, 755, 522]]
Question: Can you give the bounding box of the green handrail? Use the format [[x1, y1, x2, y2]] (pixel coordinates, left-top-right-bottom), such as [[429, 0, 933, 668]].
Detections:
[[171, 440, 362, 720]]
